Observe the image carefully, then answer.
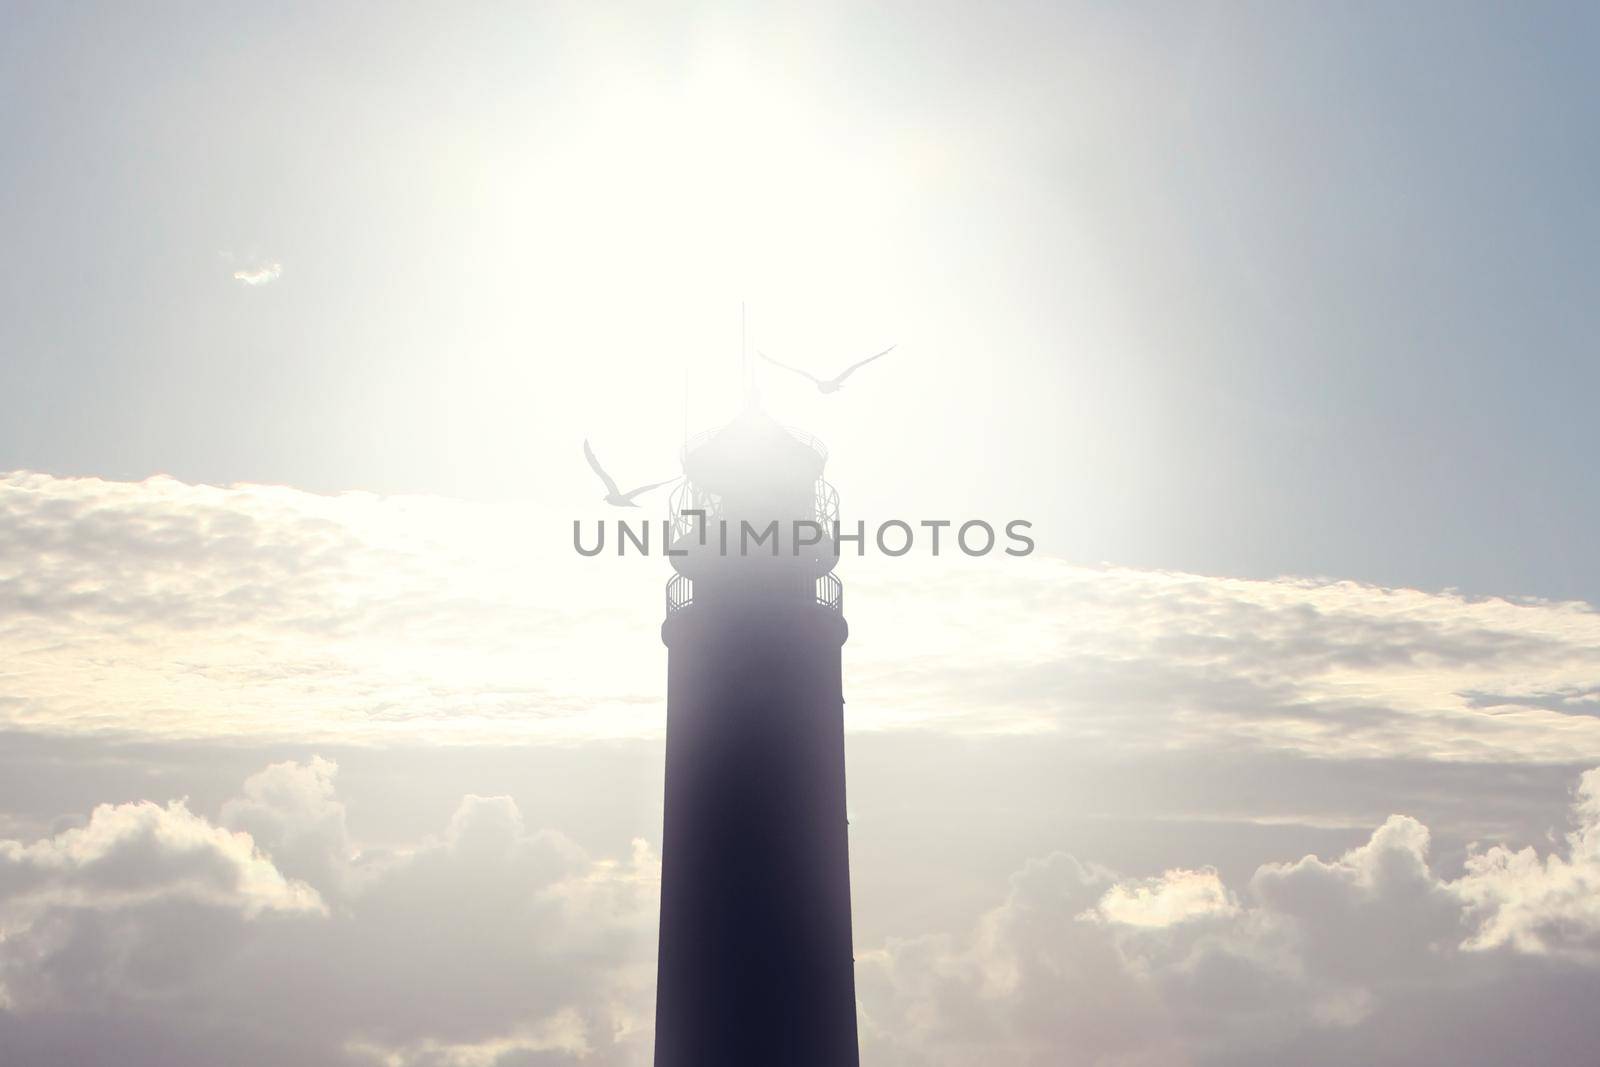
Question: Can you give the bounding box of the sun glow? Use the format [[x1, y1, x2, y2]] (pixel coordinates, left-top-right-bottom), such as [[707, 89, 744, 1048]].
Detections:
[[369, 42, 946, 495]]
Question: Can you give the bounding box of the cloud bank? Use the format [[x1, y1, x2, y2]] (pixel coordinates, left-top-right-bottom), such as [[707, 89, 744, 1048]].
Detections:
[[861, 766, 1600, 1065], [4, 759, 1600, 1064], [6, 471, 1600, 1060], [0, 758, 657, 1065], [3, 471, 1600, 762]]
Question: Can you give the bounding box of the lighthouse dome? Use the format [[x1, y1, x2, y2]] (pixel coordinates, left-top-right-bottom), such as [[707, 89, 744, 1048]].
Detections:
[[682, 410, 826, 498]]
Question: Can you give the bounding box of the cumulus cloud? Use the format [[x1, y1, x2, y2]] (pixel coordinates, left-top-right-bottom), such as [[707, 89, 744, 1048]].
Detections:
[[0, 792, 322, 1016], [0, 797, 321, 917], [4, 471, 1600, 766], [219, 756, 355, 898], [6, 757, 1600, 1064], [231, 261, 282, 285], [860, 765, 1600, 1066], [1089, 867, 1238, 927], [0, 758, 657, 1065], [1456, 766, 1600, 958]]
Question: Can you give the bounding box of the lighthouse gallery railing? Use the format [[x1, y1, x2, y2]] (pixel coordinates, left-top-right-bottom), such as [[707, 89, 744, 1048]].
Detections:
[[665, 572, 843, 616], [667, 479, 840, 546]]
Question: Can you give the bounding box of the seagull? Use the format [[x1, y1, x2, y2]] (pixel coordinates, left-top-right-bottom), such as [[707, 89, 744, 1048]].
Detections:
[[583, 440, 673, 507], [758, 345, 897, 394]]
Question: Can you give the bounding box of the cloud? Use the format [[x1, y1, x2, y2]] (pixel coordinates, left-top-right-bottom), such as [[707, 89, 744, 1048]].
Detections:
[[860, 765, 1600, 1066], [1090, 867, 1238, 928], [7, 757, 1600, 1064], [0, 471, 667, 742], [231, 262, 283, 285], [219, 756, 353, 898], [1455, 766, 1600, 959], [344, 1008, 590, 1067], [0, 792, 322, 1017], [3, 471, 1600, 765], [0, 797, 322, 917], [0, 758, 657, 1065]]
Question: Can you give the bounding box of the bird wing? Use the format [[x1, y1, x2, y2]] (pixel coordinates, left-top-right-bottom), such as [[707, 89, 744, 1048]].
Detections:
[[830, 344, 897, 386], [583, 439, 622, 496], [758, 350, 823, 385], [621, 477, 676, 501]]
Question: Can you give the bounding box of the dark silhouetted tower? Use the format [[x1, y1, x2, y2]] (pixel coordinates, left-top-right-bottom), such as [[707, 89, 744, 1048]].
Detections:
[[653, 409, 858, 1067]]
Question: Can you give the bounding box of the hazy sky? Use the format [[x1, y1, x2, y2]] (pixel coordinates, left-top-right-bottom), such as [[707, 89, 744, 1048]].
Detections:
[[5, 1, 1598, 599], [5, 4, 1600, 1066]]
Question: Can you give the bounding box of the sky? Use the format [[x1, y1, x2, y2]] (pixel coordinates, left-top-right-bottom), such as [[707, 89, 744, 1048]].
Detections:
[[3, 3, 1600, 1065]]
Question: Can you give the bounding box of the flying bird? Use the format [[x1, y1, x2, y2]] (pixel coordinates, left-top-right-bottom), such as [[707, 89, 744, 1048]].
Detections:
[[583, 440, 673, 507], [758, 345, 897, 394]]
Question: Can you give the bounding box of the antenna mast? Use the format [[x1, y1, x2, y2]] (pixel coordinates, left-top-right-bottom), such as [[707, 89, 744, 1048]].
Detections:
[[741, 301, 760, 412]]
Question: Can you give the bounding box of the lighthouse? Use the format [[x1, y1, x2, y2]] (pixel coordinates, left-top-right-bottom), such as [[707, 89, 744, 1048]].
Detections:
[[652, 409, 859, 1066]]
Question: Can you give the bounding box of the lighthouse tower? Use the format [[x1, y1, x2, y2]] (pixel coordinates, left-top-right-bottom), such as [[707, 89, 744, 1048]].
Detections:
[[653, 409, 859, 1067]]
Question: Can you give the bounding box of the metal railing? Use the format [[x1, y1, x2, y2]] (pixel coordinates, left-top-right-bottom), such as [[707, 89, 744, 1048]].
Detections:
[[784, 426, 830, 464], [663, 573, 844, 616], [668, 478, 840, 547], [667, 481, 723, 543], [666, 573, 693, 615], [813, 479, 840, 531]]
